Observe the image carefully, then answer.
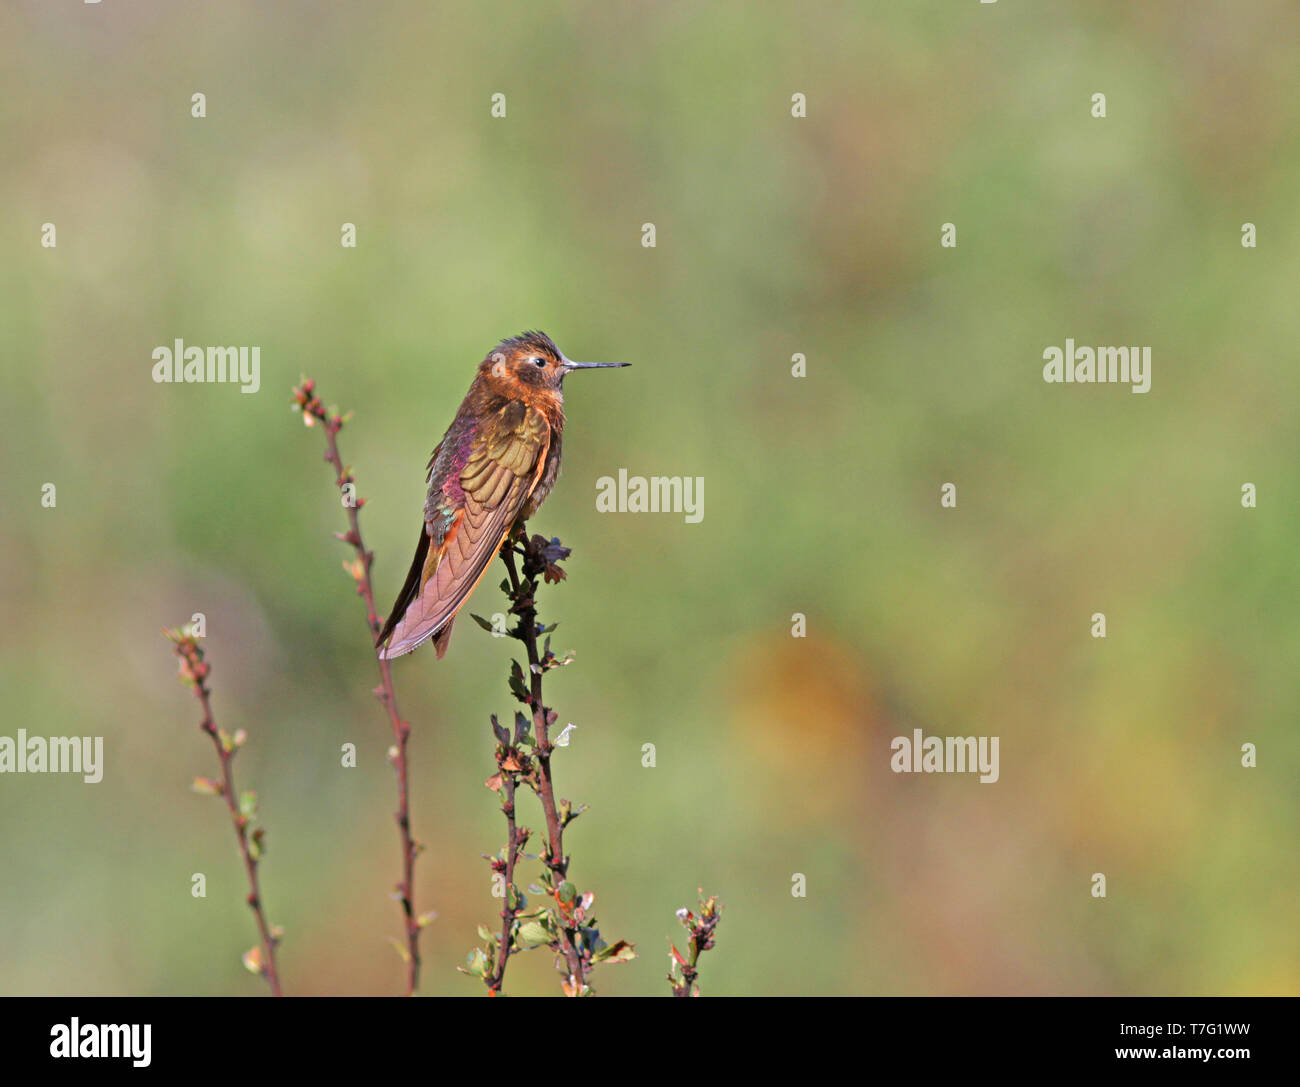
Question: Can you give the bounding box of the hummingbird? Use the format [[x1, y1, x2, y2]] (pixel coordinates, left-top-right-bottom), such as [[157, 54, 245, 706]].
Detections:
[[376, 331, 628, 659]]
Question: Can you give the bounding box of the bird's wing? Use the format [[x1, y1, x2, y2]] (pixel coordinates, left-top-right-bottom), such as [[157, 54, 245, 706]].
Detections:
[[378, 400, 549, 658]]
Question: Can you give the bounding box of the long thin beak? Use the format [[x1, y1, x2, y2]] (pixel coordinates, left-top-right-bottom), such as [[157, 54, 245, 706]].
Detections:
[[561, 358, 630, 372]]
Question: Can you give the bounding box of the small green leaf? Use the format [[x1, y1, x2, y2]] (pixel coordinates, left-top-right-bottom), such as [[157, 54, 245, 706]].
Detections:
[[516, 921, 550, 948], [458, 947, 488, 978], [593, 939, 637, 964]]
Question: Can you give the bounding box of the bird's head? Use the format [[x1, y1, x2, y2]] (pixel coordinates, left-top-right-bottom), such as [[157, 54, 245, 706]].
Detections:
[[478, 331, 628, 398]]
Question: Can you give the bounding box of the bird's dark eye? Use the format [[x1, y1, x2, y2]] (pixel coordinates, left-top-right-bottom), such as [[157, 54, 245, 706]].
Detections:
[[531, 357, 547, 368]]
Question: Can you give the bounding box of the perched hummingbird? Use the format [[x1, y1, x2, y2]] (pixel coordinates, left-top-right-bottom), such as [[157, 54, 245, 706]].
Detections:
[[376, 331, 628, 659]]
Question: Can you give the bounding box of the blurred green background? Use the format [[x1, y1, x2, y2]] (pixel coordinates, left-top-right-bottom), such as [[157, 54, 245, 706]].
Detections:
[[1, 0, 1296, 996]]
